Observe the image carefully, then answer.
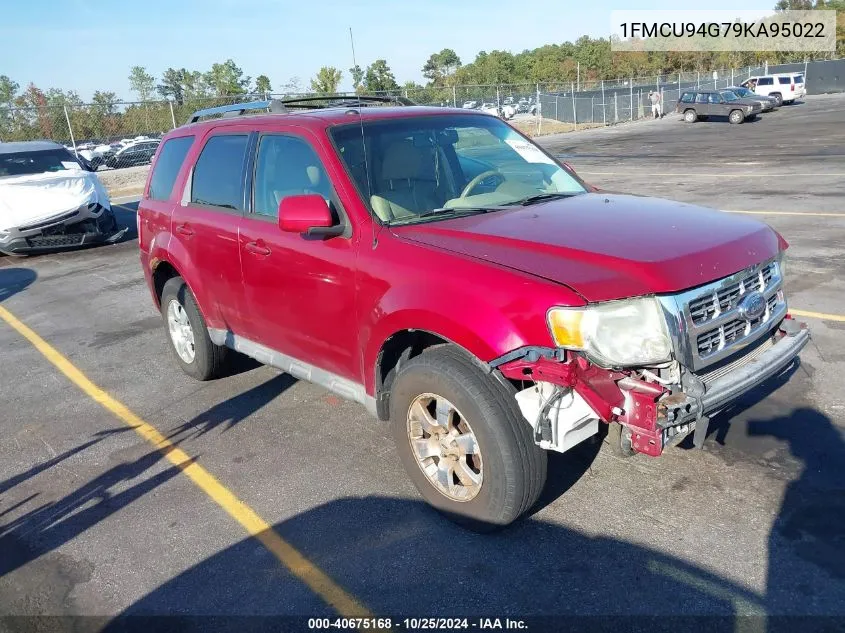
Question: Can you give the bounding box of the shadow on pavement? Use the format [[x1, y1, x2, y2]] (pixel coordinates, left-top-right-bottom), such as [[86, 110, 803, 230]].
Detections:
[[167, 373, 296, 441], [0, 267, 37, 304], [107, 407, 845, 627]]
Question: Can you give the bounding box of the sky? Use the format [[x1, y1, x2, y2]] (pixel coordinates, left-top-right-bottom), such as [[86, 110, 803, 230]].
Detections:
[[2, 0, 776, 101]]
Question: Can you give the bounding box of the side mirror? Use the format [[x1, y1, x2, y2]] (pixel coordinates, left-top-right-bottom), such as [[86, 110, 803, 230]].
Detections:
[[278, 194, 344, 238]]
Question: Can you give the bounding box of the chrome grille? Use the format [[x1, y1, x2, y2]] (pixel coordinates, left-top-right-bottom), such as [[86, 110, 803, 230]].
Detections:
[[658, 259, 786, 371], [696, 294, 778, 356], [687, 263, 776, 325]]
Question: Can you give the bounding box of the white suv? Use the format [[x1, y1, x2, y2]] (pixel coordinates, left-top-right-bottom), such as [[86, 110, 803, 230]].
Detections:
[[741, 73, 806, 106]]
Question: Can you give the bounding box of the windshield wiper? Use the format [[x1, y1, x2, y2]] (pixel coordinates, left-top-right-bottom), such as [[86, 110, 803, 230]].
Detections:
[[511, 192, 581, 206], [387, 206, 507, 226]]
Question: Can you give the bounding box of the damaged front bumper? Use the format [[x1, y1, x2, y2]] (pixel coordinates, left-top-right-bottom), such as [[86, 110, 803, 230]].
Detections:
[[493, 318, 809, 457], [0, 206, 127, 255]]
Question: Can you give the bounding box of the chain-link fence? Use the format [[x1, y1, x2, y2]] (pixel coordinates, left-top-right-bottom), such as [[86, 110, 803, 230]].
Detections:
[[3, 60, 839, 146], [536, 65, 775, 127]]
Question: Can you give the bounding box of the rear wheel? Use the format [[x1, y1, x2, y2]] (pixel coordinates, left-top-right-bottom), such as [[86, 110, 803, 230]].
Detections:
[[160, 276, 228, 381], [683, 109, 697, 123], [389, 346, 547, 531], [729, 109, 745, 124], [771, 92, 783, 106]]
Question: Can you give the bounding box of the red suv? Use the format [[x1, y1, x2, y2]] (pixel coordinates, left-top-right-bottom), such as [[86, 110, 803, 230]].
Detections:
[[138, 97, 809, 529]]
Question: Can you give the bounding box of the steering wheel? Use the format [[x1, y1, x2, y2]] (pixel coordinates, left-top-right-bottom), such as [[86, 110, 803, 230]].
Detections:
[[460, 170, 505, 198]]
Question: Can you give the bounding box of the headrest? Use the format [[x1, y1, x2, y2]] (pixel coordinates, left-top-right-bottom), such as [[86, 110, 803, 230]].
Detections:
[[380, 140, 435, 181]]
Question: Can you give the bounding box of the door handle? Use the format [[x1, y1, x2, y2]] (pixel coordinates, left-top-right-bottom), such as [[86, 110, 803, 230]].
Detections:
[[175, 223, 194, 237], [245, 241, 271, 256]]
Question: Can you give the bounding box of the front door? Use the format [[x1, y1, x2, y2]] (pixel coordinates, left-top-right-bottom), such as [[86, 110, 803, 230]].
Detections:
[[238, 130, 360, 382], [170, 131, 251, 333]]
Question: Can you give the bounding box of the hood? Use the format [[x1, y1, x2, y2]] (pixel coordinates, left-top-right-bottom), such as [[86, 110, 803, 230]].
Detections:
[[734, 99, 762, 108], [0, 169, 110, 231], [390, 193, 780, 302]]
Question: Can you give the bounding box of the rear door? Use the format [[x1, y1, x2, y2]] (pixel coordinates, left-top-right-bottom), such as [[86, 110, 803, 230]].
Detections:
[[756, 76, 775, 97], [694, 92, 712, 116], [237, 127, 360, 381], [171, 128, 252, 334]]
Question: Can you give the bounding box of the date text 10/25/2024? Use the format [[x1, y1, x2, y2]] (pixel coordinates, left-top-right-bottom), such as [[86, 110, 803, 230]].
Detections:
[[308, 618, 528, 630]]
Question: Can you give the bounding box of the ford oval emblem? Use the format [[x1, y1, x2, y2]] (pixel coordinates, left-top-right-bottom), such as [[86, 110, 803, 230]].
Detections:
[[738, 291, 766, 321]]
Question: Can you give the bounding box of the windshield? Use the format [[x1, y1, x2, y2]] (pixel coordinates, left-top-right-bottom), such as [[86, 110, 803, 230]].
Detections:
[[721, 91, 739, 102], [732, 87, 751, 97], [331, 114, 587, 224], [0, 149, 80, 177]]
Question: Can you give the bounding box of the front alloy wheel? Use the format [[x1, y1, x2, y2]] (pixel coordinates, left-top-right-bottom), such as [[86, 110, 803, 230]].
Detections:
[[729, 110, 745, 124], [389, 346, 547, 530], [407, 393, 483, 502]]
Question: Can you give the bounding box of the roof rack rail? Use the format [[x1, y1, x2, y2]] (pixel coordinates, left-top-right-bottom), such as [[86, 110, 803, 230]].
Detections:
[[187, 94, 415, 124], [188, 99, 287, 124]]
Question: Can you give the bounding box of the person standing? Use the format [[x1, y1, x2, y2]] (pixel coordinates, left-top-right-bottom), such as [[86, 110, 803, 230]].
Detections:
[[649, 90, 662, 119]]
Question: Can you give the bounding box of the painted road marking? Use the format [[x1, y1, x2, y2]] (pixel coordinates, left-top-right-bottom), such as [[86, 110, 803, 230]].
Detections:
[[0, 305, 372, 619], [579, 171, 845, 178], [724, 210, 845, 217], [790, 309, 845, 323], [113, 203, 138, 212]]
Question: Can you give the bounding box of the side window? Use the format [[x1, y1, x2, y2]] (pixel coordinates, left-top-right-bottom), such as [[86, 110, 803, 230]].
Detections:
[[191, 134, 249, 210], [778, 76, 791, 84], [758, 77, 774, 86], [680, 92, 694, 103], [695, 93, 708, 103], [252, 134, 332, 218], [148, 136, 194, 201]]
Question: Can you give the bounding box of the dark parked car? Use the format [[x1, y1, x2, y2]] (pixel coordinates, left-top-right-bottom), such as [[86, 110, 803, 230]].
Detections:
[[675, 90, 763, 124], [725, 86, 779, 112], [105, 140, 160, 169]]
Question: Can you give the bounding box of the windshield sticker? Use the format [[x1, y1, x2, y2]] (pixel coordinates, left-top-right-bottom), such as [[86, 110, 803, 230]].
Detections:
[[61, 161, 82, 170], [505, 140, 555, 165]]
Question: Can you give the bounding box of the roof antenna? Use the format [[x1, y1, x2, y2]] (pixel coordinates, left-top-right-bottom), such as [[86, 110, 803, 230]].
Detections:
[[349, 27, 378, 249]]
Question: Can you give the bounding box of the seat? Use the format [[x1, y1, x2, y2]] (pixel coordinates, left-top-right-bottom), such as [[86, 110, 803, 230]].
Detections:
[[370, 140, 443, 222]]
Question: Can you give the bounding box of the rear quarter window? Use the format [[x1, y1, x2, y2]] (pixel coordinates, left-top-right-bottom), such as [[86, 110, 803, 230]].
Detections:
[[148, 136, 194, 201], [680, 92, 695, 103], [794, 74, 804, 83], [190, 134, 249, 210]]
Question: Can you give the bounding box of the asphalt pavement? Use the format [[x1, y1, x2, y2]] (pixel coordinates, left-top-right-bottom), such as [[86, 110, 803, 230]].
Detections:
[[1, 94, 844, 629]]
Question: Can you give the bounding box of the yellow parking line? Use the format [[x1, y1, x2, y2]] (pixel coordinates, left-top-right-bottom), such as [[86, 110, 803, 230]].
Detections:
[[580, 171, 845, 178], [790, 308, 845, 323], [0, 304, 372, 619], [723, 210, 845, 217]]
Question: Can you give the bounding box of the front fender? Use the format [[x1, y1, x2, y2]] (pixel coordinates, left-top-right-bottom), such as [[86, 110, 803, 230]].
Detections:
[[362, 283, 547, 396]]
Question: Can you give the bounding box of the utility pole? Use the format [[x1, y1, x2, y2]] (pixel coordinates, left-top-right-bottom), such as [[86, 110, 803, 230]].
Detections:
[[577, 62, 580, 92]]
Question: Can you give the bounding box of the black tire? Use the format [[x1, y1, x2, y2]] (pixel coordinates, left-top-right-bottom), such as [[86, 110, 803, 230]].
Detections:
[[683, 109, 697, 123], [603, 422, 637, 458], [160, 276, 228, 381], [771, 92, 783, 106], [389, 346, 547, 531], [729, 109, 745, 124]]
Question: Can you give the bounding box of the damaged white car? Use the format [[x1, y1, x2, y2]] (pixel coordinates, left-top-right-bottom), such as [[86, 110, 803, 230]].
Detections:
[[0, 141, 126, 256]]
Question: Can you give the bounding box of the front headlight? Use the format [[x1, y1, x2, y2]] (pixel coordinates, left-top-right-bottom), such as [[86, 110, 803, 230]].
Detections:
[[547, 298, 672, 367]]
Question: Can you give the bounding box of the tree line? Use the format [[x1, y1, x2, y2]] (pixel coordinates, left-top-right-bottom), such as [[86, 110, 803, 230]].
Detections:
[[0, 0, 841, 142]]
